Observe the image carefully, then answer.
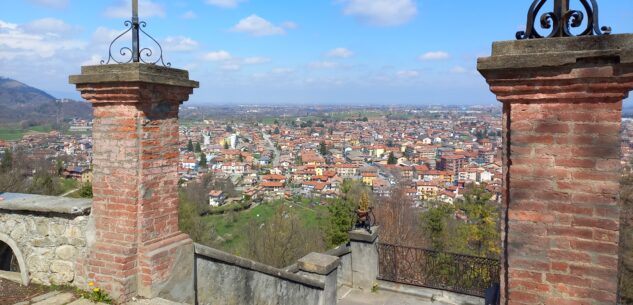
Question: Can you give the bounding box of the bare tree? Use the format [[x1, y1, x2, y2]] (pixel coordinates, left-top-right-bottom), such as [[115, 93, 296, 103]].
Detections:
[[373, 183, 424, 247], [244, 205, 325, 268]]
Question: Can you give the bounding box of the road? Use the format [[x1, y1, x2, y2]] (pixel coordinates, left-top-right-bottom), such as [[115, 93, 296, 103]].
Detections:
[[262, 131, 280, 167]]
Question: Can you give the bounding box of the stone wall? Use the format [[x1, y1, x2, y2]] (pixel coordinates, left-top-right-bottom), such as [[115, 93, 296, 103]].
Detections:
[[0, 194, 92, 286], [194, 244, 329, 305], [325, 245, 352, 289]]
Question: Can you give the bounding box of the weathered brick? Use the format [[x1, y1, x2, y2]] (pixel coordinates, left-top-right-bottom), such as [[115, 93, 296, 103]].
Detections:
[[570, 240, 618, 255], [508, 291, 540, 303], [546, 273, 591, 287], [535, 122, 570, 133], [572, 216, 619, 231]]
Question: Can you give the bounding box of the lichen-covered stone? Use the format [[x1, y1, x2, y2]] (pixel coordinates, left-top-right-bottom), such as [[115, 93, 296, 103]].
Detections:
[[55, 245, 77, 260], [0, 211, 89, 286], [50, 260, 74, 283]]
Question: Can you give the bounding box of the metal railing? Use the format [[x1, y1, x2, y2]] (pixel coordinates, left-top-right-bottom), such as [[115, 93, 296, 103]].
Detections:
[[377, 243, 500, 297]]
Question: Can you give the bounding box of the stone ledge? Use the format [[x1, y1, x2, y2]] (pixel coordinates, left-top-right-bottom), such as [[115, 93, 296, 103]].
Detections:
[[349, 226, 379, 243], [193, 243, 325, 289], [69, 63, 199, 89], [325, 244, 351, 257], [298, 252, 340, 275], [478, 34, 633, 71], [0, 193, 91, 215]]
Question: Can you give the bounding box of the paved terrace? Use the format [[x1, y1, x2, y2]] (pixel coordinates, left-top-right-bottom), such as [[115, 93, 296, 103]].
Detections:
[[338, 289, 434, 305]]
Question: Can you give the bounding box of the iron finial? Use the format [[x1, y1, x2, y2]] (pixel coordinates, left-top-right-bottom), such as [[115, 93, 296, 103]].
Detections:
[[516, 0, 611, 40], [101, 0, 170, 66]]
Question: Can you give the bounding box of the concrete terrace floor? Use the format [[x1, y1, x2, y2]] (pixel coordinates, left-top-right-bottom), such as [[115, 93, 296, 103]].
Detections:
[[338, 289, 435, 305]]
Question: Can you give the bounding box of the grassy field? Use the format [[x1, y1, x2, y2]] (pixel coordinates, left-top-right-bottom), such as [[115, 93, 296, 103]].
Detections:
[[203, 198, 328, 254], [0, 125, 53, 141]]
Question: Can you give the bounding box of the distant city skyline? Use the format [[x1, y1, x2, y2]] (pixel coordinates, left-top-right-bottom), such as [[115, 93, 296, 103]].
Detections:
[[1, 0, 632, 105]]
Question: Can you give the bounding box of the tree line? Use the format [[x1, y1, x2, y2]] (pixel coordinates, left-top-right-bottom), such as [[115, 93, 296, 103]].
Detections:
[[1, 149, 91, 197]]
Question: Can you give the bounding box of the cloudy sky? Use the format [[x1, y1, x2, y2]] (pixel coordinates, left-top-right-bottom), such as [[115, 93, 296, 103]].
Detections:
[[1, 0, 632, 105]]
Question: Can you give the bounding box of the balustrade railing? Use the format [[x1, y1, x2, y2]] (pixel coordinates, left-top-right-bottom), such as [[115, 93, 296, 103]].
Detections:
[[377, 243, 500, 297]]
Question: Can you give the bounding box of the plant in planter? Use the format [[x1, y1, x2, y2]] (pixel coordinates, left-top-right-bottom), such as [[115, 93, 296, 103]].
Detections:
[[355, 192, 375, 233]]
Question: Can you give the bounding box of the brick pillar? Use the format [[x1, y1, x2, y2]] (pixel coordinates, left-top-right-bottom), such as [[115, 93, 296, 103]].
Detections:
[[69, 64, 198, 302], [478, 35, 633, 304]]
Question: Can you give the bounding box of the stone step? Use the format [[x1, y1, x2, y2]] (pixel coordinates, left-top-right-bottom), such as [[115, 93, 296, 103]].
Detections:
[[67, 298, 109, 305], [31, 292, 75, 305], [124, 297, 190, 305], [30, 291, 61, 303]]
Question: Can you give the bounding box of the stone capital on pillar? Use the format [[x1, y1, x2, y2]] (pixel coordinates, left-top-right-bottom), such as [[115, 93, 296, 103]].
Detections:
[[297, 252, 340, 305], [69, 63, 199, 303], [478, 34, 633, 305]]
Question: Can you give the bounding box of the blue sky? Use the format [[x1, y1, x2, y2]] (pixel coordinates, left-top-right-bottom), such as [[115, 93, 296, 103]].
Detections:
[[1, 0, 632, 105]]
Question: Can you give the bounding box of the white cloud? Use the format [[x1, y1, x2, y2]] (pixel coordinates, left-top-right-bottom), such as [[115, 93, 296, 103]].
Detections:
[[271, 68, 294, 74], [281, 21, 298, 30], [204, 50, 233, 61], [340, 0, 417, 26], [231, 15, 289, 36], [420, 51, 450, 61], [203, 51, 270, 73], [309, 61, 339, 69], [243, 57, 271, 64], [104, 0, 165, 18], [396, 70, 419, 79], [450, 66, 467, 73], [0, 18, 86, 60], [220, 63, 241, 71], [181, 11, 197, 19], [162, 36, 199, 52], [0, 21, 19, 31], [25, 18, 76, 35], [82, 54, 103, 66], [28, 0, 69, 9], [206, 0, 246, 8], [327, 47, 354, 58], [92, 27, 120, 44]]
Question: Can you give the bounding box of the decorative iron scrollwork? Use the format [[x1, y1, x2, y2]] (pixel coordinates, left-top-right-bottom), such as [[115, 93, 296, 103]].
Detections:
[[101, 20, 170, 67], [101, 0, 170, 67], [516, 0, 611, 40], [376, 243, 500, 297]]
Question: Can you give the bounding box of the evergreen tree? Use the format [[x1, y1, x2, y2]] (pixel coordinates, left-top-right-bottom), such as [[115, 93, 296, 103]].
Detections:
[[79, 182, 93, 198], [387, 152, 397, 165], [455, 185, 499, 257], [0, 149, 12, 173], [187, 139, 194, 152], [274, 127, 280, 135], [224, 141, 230, 149], [421, 203, 453, 251], [324, 199, 355, 248], [319, 141, 327, 156], [195, 142, 202, 153], [199, 152, 207, 168]]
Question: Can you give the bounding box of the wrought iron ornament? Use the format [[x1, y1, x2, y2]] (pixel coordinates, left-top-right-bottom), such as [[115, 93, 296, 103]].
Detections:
[[516, 0, 611, 40], [376, 243, 500, 297], [101, 0, 170, 66]]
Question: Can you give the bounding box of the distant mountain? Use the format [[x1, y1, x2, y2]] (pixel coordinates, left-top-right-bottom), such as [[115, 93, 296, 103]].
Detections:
[[0, 77, 91, 124], [0, 77, 56, 106]]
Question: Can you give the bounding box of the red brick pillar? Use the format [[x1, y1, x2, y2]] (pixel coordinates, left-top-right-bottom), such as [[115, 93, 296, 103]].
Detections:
[[479, 35, 633, 304], [70, 64, 198, 302]]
